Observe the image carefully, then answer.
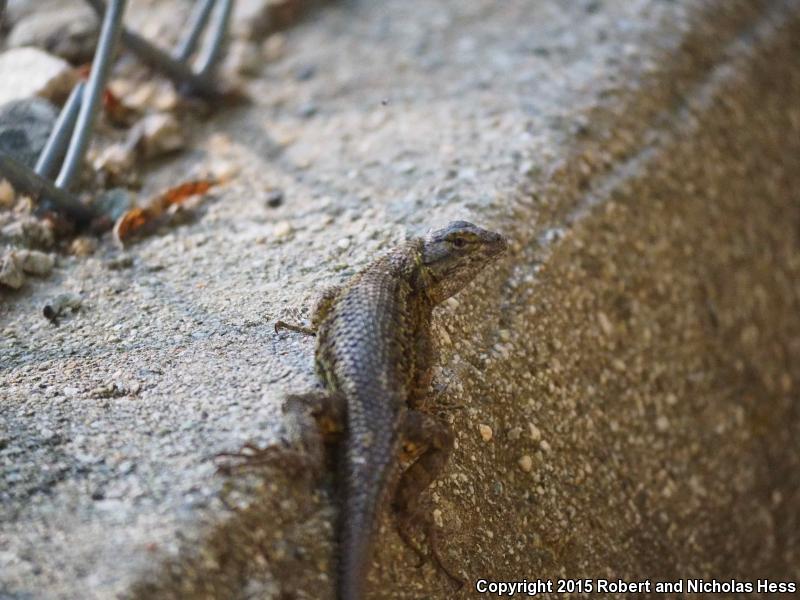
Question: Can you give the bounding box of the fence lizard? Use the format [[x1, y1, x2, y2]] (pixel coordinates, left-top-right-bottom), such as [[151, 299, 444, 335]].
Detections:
[[276, 221, 507, 599]]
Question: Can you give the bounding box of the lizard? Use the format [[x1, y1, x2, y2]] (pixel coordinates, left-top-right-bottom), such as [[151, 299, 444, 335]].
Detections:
[[275, 220, 508, 600]]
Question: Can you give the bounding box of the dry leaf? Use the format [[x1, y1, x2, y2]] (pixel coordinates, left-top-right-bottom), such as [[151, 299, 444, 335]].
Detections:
[[113, 179, 219, 245]]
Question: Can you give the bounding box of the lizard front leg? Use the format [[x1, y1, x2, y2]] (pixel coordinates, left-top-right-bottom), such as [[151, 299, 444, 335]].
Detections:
[[393, 409, 464, 587], [275, 286, 342, 336]]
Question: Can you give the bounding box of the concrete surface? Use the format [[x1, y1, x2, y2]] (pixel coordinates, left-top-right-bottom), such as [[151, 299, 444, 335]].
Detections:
[[2, 0, 799, 598]]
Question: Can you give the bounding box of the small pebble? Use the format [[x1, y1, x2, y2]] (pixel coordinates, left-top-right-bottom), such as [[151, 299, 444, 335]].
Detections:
[[43, 292, 82, 323], [528, 423, 541, 441], [263, 34, 287, 62], [265, 189, 284, 208], [18, 250, 54, 275], [478, 424, 493, 442], [0, 253, 25, 289], [273, 220, 293, 239], [0, 179, 15, 208], [210, 160, 239, 181], [518, 455, 533, 472], [70, 236, 97, 257], [597, 311, 613, 336], [130, 113, 185, 159], [432, 508, 443, 528], [106, 255, 134, 270]]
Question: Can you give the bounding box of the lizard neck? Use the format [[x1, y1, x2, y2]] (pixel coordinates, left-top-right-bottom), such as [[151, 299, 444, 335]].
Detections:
[[410, 242, 441, 310]]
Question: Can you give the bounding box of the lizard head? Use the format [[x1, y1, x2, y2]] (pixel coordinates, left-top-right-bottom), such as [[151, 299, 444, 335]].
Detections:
[[421, 220, 507, 304]]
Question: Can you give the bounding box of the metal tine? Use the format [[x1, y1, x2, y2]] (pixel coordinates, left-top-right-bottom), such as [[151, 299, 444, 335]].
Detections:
[[84, 0, 223, 98], [174, 0, 216, 62], [195, 0, 232, 77], [56, 0, 126, 190], [0, 154, 94, 224], [35, 82, 86, 179]]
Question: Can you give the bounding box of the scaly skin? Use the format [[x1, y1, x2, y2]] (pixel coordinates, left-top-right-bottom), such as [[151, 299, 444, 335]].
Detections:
[[305, 221, 506, 600]]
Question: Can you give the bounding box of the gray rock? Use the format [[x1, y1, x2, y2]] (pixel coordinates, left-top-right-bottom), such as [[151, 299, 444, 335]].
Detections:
[[7, 6, 99, 64], [0, 98, 57, 168], [0, 46, 79, 105], [0, 251, 25, 289]]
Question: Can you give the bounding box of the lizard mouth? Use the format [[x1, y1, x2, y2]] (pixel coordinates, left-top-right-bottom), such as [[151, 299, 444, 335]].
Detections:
[[484, 232, 508, 259]]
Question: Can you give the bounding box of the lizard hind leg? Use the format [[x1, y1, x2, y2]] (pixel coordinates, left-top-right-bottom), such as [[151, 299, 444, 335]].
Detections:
[[216, 391, 345, 477], [393, 410, 465, 588]]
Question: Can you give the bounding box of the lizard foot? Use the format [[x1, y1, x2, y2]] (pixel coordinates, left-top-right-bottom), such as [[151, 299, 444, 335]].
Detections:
[[424, 518, 466, 589], [274, 320, 317, 336], [396, 509, 465, 589], [214, 440, 314, 476]]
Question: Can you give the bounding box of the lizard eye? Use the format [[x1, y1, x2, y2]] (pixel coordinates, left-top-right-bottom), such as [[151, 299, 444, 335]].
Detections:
[[451, 237, 467, 248]]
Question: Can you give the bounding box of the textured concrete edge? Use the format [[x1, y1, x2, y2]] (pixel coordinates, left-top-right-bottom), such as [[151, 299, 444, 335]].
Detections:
[[507, 0, 795, 250], [119, 1, 800, 596]]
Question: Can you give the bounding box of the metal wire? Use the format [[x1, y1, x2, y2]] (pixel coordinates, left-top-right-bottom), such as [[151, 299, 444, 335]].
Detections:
[[84, 0, 226, 98], [55, 0, 126, 190], [34, 82, 86, 179], [0, 0, 231, 225], [0, 154, 95, 224], [174, 0, 216, 62], [196, 0, 233, 77]]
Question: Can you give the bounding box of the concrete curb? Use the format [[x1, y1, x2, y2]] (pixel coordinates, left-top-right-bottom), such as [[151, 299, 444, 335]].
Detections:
[[2, 1, 799, 598]]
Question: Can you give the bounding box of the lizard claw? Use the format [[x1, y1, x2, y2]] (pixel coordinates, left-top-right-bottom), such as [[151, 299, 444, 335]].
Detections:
[[274, 320, 317, 336]]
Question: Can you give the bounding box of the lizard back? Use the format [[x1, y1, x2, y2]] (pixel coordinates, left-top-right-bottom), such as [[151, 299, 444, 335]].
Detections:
[[315, 240, 428, 600]]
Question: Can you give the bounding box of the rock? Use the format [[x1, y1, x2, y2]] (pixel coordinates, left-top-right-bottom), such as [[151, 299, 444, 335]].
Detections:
[[0, 249, 53, 289], [8, 6, 99, 64], [93, 143, 136, 180], [0, 216, 55, 249], [112, 79, 177, 113], [0, 98, 58, 168], [0, 179, 15, 209], [478, 424, 493, 442], [263, 33, 287, 62], [0, 47, 79, 105], [42, 292, 82, 322], [208, 160, 239, 181], [94, 188, 134, 222], [18, 249, 55, 276], [0, 252, 25, 289], [265, 189, 284, 208], [128, 113, 186, 160], [70, 236, 98, 257], [105, 255, 134, 270], [3, 0, 59, 28], [518, 455, 533, 472], [272, 220, 293, 239]]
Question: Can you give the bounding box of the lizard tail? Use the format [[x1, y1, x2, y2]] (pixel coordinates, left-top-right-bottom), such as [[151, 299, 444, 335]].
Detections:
[[338, 434, 395, 600]]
